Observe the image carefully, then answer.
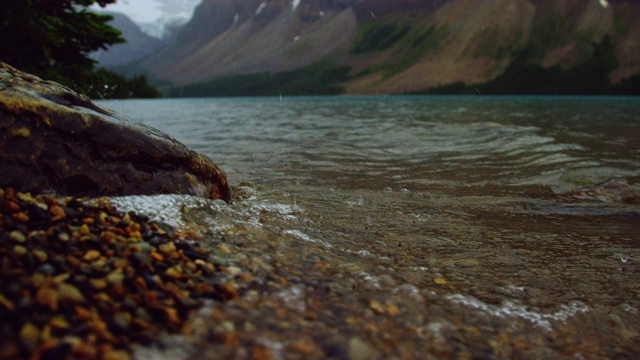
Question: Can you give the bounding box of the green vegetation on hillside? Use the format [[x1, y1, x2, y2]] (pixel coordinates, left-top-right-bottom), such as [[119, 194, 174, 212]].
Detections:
[[351, 24, 447, 81], [381, 25, 446, 78], [166, 61, 350, 97], [0, 0, 160, 98], [351, 21, 410, 54], [75, 69, 161, 99], [420, 36, 637, 95], [486, 36, 616, 94]]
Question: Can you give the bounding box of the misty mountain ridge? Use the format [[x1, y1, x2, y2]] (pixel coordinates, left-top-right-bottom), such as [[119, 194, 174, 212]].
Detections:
[[138, 16, 190, 41], [91, 12, 166, 67], [123, 0, 640, 95]]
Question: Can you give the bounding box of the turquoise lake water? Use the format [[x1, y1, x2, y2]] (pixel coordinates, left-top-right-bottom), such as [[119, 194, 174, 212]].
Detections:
[[99, 96, 640, 358]]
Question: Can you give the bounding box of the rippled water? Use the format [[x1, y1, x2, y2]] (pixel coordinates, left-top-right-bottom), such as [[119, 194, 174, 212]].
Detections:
[[100, 96, 640, 358]]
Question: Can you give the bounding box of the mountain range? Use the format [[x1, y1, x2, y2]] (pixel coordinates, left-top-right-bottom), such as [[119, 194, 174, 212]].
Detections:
[[92, 12, 165, 67], [110, 0, 640, 95]]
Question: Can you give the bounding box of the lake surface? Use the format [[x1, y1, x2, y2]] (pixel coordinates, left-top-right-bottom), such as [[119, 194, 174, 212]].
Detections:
[[99, 96, 640, 359]]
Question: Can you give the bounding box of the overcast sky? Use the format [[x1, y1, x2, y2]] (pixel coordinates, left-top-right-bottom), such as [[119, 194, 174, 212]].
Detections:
[[92, 0, 201, 23]]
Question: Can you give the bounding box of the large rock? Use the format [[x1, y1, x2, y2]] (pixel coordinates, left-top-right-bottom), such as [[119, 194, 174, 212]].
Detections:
[[0, 63, 231, 201]]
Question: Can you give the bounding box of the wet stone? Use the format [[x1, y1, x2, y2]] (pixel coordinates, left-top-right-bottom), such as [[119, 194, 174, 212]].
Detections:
[[0, 62, 230, 202]]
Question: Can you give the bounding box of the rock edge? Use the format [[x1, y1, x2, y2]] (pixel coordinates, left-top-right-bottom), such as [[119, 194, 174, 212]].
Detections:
[[0, 63, 231, 201]]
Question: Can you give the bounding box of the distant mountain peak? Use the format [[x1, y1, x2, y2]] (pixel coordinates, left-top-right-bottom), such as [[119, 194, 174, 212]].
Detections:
[[292, 0, 301, 12], [92, 12, 165, 67]]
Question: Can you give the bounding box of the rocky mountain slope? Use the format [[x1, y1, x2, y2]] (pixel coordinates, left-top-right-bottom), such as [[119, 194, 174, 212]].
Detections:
[[92, 12, 165, 67], [138, 0, 640, 95]]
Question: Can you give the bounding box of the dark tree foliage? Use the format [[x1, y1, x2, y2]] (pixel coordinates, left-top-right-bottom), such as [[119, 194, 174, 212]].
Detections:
[[0, 0, 160, 98], [0, 0, 123, 79], [166, 61, 350, 97], [74, 69, 160, 99], [351, 21, 411, 54]]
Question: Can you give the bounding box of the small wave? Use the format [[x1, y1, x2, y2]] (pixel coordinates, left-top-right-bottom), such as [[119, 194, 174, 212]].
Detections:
[[109, 194, 215, 228], [445, 293, 590, 330], [283, 229, 333, 248]]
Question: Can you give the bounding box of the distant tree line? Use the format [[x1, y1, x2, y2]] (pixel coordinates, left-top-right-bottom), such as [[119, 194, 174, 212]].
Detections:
[[0, 0, 159, 98], [166, 61, 350, 97]]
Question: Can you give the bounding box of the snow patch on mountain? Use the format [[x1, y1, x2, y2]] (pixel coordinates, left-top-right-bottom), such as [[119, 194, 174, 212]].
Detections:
[[139, 16, 188, 39], [256, 1, 268, 15], [292, 0, 301, 12]]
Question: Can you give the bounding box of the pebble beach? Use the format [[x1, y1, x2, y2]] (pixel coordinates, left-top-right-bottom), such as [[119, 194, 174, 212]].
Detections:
[[0, 188, 237, 359]]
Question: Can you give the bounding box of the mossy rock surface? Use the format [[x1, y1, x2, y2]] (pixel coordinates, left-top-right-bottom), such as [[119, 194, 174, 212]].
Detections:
[[0, 63, 230, 201]]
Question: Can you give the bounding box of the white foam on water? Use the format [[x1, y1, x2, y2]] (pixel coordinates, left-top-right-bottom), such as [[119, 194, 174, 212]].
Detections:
[[355, 271, 382, 290], [445, 294, 591, 330], [340, 248, 372, 257], [250, 202, 304, 217], [283, 229, 313, 242], [109, 193, 284, 233], [283, 229, 333, 248], [412, 266, 429, 272], [109, 194, 212, 228], [392, 284, 423, 303], [338, 248, 391, 261], [346, 195, 364, 207]]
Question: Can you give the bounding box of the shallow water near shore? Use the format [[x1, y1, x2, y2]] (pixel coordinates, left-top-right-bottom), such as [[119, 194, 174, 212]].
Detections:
[[100, 96, 640, 358]]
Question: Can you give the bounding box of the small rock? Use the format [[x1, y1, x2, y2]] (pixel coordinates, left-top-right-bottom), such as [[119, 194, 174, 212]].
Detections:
[[369, 299, 386, 314], [159, 242, 177, 255], [89, 279, 109, 290], [33, 249, 48, 262], [111, 311, 132, 330], [49, 205, 66, 221], [434, 277, 447, 285], [83, 249, 101, 262], [57, 283, 85, 303], [9, 230, 26, 243], [78, 224, 91, 236], [106, 269, 125, 286], [19, 323, 40, 352], [348, 337, 377, 360], [102, 348, 132, 360], [13, 245, 27, 256]]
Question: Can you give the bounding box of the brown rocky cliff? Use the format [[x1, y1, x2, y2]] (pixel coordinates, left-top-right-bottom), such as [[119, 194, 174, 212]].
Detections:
[[345, 0, 536, 94], [140, 0, 640, 94], [345, 0, 640, 94], [143, 0, 360, 84]]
